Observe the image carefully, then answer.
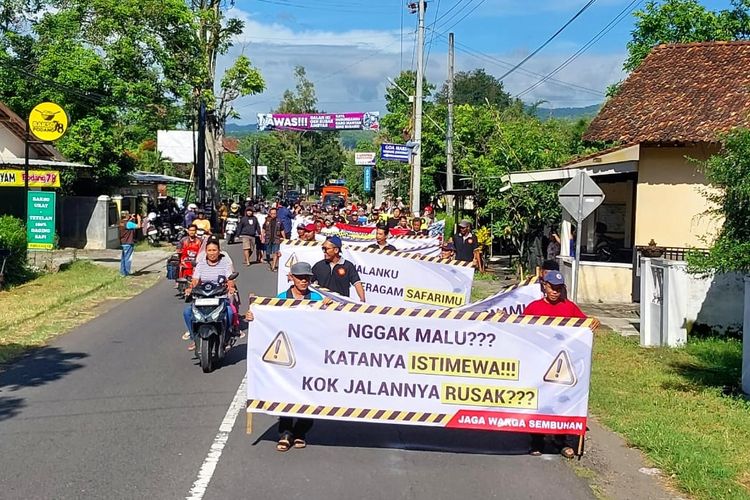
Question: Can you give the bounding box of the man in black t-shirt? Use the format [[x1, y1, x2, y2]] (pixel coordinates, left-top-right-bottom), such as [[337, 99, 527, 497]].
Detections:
[[453, 219, 478, 262], [312, 236, 366, 301]]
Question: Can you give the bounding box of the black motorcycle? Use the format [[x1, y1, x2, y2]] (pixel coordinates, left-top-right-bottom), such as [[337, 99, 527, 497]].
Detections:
[[188, 272, 239, 373]]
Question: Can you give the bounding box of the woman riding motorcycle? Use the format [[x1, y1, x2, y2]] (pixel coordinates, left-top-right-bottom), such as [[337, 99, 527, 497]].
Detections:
[[182, 237, 238, 351]]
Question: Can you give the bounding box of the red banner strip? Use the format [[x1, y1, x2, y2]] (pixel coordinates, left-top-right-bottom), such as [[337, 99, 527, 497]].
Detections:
[[445, 410, 587, 435]]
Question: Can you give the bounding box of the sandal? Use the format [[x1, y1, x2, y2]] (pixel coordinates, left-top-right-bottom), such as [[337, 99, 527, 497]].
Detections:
[[277, 434, 292, 452], [181, 331, 191, 341], [188, 341, 196, 351], [293, 438, 306, 449], [529, 449, 543, 457], [561, 446, 576, 459]]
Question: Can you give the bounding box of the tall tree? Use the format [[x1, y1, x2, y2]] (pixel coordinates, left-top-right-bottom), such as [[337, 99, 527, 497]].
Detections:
[[435, 68, 514, 108], [269, 66, 345, 193], [0, 0, 202, 192], [190, 0, 265, 204]]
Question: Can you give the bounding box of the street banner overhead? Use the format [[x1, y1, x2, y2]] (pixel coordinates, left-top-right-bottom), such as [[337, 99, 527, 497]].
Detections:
[[247, 299, 594, 435], [277, 240, 474, 308], [257, 112, 380, 132], [0, 170, 61, 188]]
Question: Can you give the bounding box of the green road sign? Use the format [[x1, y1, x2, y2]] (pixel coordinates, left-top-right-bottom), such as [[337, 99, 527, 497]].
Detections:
[[27, 191, 56, 250]]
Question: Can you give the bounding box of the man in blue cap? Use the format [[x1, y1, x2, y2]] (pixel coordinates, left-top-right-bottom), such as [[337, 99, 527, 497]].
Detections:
[[312, 236, 366, 301]]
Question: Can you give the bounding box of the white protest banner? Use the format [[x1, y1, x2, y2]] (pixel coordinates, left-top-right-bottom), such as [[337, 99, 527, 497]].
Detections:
[[278, 240, 474, 308], [247, 299, 594, 435], [455, 277, 543, 315]]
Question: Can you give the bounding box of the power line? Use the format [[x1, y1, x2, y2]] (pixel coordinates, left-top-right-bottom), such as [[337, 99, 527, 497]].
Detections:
[[431, 0, 476, 31], [431, 32, 605, 96], [515, 0, 642, 99], [497, 0, 598, 81], [424, 0, 442, 70], [435, 0, 487, 33], [428, 0, 467, 28]]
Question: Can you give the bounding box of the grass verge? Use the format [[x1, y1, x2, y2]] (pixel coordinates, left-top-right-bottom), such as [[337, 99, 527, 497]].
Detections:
[[590, 330, 750, 500], [470, 280, 750, 499], [0, 260, 159, 364]]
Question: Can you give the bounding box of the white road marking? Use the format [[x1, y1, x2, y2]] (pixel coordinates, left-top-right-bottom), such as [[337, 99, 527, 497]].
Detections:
[[186, 376, 246, 500]]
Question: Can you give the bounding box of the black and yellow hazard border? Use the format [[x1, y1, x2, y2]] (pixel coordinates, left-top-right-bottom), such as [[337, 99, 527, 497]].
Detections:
[[248, 296, 595, 328], [247, 399, 452, 425], [281, 239, 471, 267], [245, 294, 592, 457]]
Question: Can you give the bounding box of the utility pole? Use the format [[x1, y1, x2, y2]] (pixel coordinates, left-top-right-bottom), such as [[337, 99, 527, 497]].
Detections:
[[251, 140, 260, 199], [196, 99, 207, 205], [446, 32, 455, 216], [283, 159, 289, 194], [410, 0, 425, 217]]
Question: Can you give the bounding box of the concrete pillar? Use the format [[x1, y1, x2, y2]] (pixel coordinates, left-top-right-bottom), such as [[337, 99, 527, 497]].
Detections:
[[112, 194, 123, 216], [743, 276, 750, 394]]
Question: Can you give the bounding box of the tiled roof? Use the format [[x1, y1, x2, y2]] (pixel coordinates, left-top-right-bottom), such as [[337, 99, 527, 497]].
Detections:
[[222, 137, 239, 154], [584, 41, 750, 144]]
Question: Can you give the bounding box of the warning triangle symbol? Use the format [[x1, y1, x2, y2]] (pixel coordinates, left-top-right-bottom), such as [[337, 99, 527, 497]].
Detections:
[[543, 350, 577, 386], [284, 253, 298, 268], [262, 331, 296, 368]]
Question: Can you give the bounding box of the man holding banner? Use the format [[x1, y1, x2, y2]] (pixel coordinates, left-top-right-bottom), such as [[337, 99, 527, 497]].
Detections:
[[524, 270, 599, 458], [312, 236, 366, 301]]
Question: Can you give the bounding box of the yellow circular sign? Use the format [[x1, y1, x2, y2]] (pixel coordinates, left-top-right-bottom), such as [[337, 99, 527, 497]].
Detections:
[[28, 102, 68, 142]]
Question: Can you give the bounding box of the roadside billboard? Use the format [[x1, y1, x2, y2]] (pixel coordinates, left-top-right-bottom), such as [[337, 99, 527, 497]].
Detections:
[[257, 112, 380, 132]]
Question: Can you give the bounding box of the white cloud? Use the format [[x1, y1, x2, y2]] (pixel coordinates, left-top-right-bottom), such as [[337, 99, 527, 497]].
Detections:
[[221, 8, 627, 124]]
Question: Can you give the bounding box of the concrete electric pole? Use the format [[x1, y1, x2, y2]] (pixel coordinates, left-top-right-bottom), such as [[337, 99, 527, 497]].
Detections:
[[446, 32, 455, 215], [410, 0, 425, 217]]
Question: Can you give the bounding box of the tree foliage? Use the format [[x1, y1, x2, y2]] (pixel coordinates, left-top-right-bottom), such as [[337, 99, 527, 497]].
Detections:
[[0, 0, 201, 193], [688, 128, 750, 274], [624, 0, 750, 72], [435, 68, 515, 108]]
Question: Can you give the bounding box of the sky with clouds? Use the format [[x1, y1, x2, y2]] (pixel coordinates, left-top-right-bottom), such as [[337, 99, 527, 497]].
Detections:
[[225, 0, 731, 124]]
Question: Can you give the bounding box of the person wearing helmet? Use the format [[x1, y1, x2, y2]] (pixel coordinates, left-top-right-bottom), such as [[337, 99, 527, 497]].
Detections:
[[184, 203, 198, 228], [193, 209, 212, 234]]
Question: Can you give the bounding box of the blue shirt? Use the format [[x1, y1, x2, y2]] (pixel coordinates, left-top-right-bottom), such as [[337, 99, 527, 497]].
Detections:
[[277, 206, 293, 236], [277, 288, 323, 301]]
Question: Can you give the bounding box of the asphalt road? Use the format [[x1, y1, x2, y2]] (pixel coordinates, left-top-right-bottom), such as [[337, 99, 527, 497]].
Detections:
[[0, 243, 595, 500]]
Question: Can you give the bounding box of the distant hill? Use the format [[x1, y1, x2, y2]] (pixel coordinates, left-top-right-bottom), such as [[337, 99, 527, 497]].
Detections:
[[532, 104, 601, 120], [225, 123, 258, 135]]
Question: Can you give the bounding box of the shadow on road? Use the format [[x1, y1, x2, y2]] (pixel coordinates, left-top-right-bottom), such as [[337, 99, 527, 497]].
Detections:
[[0, 345, 88, 422], [251, 419, 530, 456]]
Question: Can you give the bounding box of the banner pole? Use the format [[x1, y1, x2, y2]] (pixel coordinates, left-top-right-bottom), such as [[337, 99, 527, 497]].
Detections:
[[245, 409, 253, 435], [577, 433, 585, 458]]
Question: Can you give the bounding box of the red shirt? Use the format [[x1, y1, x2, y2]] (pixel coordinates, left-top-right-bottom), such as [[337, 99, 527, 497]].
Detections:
[[523, 298, 587, 318]]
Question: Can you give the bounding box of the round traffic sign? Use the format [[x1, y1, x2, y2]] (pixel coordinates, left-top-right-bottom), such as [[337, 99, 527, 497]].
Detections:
[[28, 102, 68, 142]]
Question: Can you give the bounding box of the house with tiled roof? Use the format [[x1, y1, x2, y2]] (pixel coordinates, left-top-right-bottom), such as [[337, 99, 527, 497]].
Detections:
[[506, 41, 750, 310]]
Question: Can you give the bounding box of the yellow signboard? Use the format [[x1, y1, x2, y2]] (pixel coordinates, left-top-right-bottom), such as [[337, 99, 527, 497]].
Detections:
[[0, 170, 61, 188], [28, 102, 68, 141]]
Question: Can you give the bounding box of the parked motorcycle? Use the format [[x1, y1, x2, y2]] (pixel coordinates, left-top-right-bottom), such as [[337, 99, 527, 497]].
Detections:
[[225, 214, 239, 244], [188, 272, 239, 373], [173, 225, 187, 243], [158, 220, 174, 242], [144, 213, 160, 247], [595, 222, 618, 262]]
